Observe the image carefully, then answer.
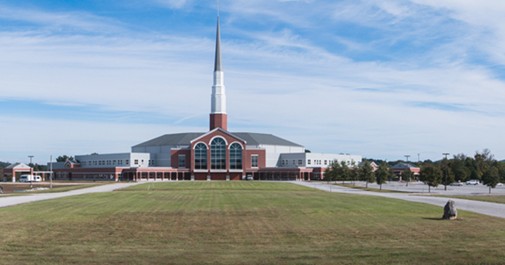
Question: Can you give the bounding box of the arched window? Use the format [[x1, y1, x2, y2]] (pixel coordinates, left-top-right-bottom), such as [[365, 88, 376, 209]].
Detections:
[[211, 138, 226, 170], [194, 143, 207, 170], [229, 143, 243, 170]]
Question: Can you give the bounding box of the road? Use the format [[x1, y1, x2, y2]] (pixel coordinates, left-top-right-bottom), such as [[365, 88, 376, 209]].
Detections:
[[0, 182, 140, 208], [293, 181, 505, 219]]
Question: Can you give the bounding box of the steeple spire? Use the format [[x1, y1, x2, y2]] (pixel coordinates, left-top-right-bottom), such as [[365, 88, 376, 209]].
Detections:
[[214, 16, 222, 72], [210, 16, 227, 131]]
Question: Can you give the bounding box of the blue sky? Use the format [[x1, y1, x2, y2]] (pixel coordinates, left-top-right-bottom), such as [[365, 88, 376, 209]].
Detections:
[[1, 0, 505, 164]]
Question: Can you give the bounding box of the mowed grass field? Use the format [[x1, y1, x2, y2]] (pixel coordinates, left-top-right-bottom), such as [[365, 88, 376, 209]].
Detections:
[[1, 182, 505, 264], [441, 195, 505, 204]]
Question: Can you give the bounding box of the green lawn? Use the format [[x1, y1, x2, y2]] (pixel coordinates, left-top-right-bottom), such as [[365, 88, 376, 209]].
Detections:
[[1, 182, 505, 264], [440, 194, 505, 204]]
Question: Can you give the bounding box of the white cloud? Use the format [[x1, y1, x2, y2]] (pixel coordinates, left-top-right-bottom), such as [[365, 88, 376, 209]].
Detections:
[[152, 0, 192, 9], [0, 4, 123, 33], [1, 1, 505, 162]]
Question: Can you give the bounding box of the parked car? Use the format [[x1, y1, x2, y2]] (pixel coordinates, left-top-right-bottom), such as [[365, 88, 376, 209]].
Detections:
[[19, 174, 42, 182], [449, 182, 463, 186], [466, 179, 479, 185]]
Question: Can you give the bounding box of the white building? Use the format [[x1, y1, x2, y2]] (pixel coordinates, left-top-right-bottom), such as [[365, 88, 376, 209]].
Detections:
[[278, 153, 362, 168]]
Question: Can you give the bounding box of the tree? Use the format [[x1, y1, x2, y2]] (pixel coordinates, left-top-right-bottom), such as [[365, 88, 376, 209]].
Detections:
[[440, 158, 455, 191], [451, 154, 469, 182], [419, 164, 442, 193], [324, 162, 337, 183], [401, 169, 413, 187], [375, 162, 390, 190], [359, 160, 375, 188], [56, 155, 74, 162], [482, 165, 500, 194], [473, 149, 494, 180]]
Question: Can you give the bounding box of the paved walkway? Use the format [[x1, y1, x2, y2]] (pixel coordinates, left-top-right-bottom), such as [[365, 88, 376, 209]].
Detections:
[[0, 182, 141, 208], [293, 181, 505, 219]]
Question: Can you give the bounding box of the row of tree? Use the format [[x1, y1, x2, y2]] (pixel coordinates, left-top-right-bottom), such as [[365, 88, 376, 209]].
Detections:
[[324, 160, 391, 190], [419, 149, 505, 193], [324, 149, 505, 193]]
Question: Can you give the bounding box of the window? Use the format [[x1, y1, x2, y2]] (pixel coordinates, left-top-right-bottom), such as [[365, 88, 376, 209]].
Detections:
[[251, 155, 258, 168], [308, 159, 311, 165], [230, 143, 242, 170], [126, 160, 129, 165], [211, 138, 226, 170], [134, 159, 138, 165], [194, 143, 207, 170], [178, 154, 186, 168], [298, 160, 302, 165]]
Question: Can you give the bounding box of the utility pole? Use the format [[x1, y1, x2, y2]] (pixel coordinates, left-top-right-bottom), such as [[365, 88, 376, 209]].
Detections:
[[442, 153, 450, 191], [49, 155, 53, 189], [404, 155, 410, 163], [28, 155, 34, 165]]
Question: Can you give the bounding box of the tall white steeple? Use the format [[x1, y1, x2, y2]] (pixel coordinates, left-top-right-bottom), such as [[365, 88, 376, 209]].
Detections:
[[210, 16, 228, 131]]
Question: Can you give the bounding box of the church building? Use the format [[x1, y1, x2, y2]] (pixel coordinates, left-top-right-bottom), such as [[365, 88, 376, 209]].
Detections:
[[48, 16, 361, 182]]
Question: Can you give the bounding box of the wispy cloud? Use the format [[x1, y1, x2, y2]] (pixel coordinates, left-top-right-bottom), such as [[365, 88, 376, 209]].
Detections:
[[1, 1, 505, 162], [0, 4, 124, 33], [152, 0, 192, 9]]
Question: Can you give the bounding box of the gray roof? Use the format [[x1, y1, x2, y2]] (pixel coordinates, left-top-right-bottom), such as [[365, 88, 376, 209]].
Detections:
[[391, 163, 419, 169], [133, 132, 303, 148], [133, 133, 204, 148], [233, 132, 303, 147]]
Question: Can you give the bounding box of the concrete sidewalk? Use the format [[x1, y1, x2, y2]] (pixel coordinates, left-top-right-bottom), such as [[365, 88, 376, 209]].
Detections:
[[293, 181, 505, 219], [0, 182, 141, 208]]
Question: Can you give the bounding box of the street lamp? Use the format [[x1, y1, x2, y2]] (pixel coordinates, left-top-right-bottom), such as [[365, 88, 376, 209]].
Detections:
[[404, 155, 410, 163], [28, 155, 34, 165], [442, 153, 451, 191]]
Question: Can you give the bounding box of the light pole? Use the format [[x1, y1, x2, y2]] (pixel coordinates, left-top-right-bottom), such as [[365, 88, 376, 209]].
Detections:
[[404, 155, 410, 163], [49, 155, 53, 189], [28, 155, 34, 165], [442, 153, 450, 190]]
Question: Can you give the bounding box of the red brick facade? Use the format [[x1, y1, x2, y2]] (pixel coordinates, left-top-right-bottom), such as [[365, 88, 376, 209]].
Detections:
[[210, 113, 227, 131]]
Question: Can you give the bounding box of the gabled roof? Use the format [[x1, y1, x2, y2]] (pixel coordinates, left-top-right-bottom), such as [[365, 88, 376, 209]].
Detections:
[[133, 132, 304, 148], [5, 163, 31, 169], [190, 128, 247, 144], [391, 163, 419, 170]]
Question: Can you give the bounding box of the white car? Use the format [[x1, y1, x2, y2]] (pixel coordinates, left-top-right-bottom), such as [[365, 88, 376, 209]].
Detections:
[[466, 179, 479, 185]]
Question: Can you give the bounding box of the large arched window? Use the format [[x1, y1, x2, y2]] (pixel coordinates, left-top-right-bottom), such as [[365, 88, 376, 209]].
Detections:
[[229, 143, 243, 170], [194, 143, 207, 170], [211, 137, 226, 170]]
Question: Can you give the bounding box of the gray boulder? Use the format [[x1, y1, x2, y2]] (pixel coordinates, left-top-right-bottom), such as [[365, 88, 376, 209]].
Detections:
[[442, 200, 457, 220]]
